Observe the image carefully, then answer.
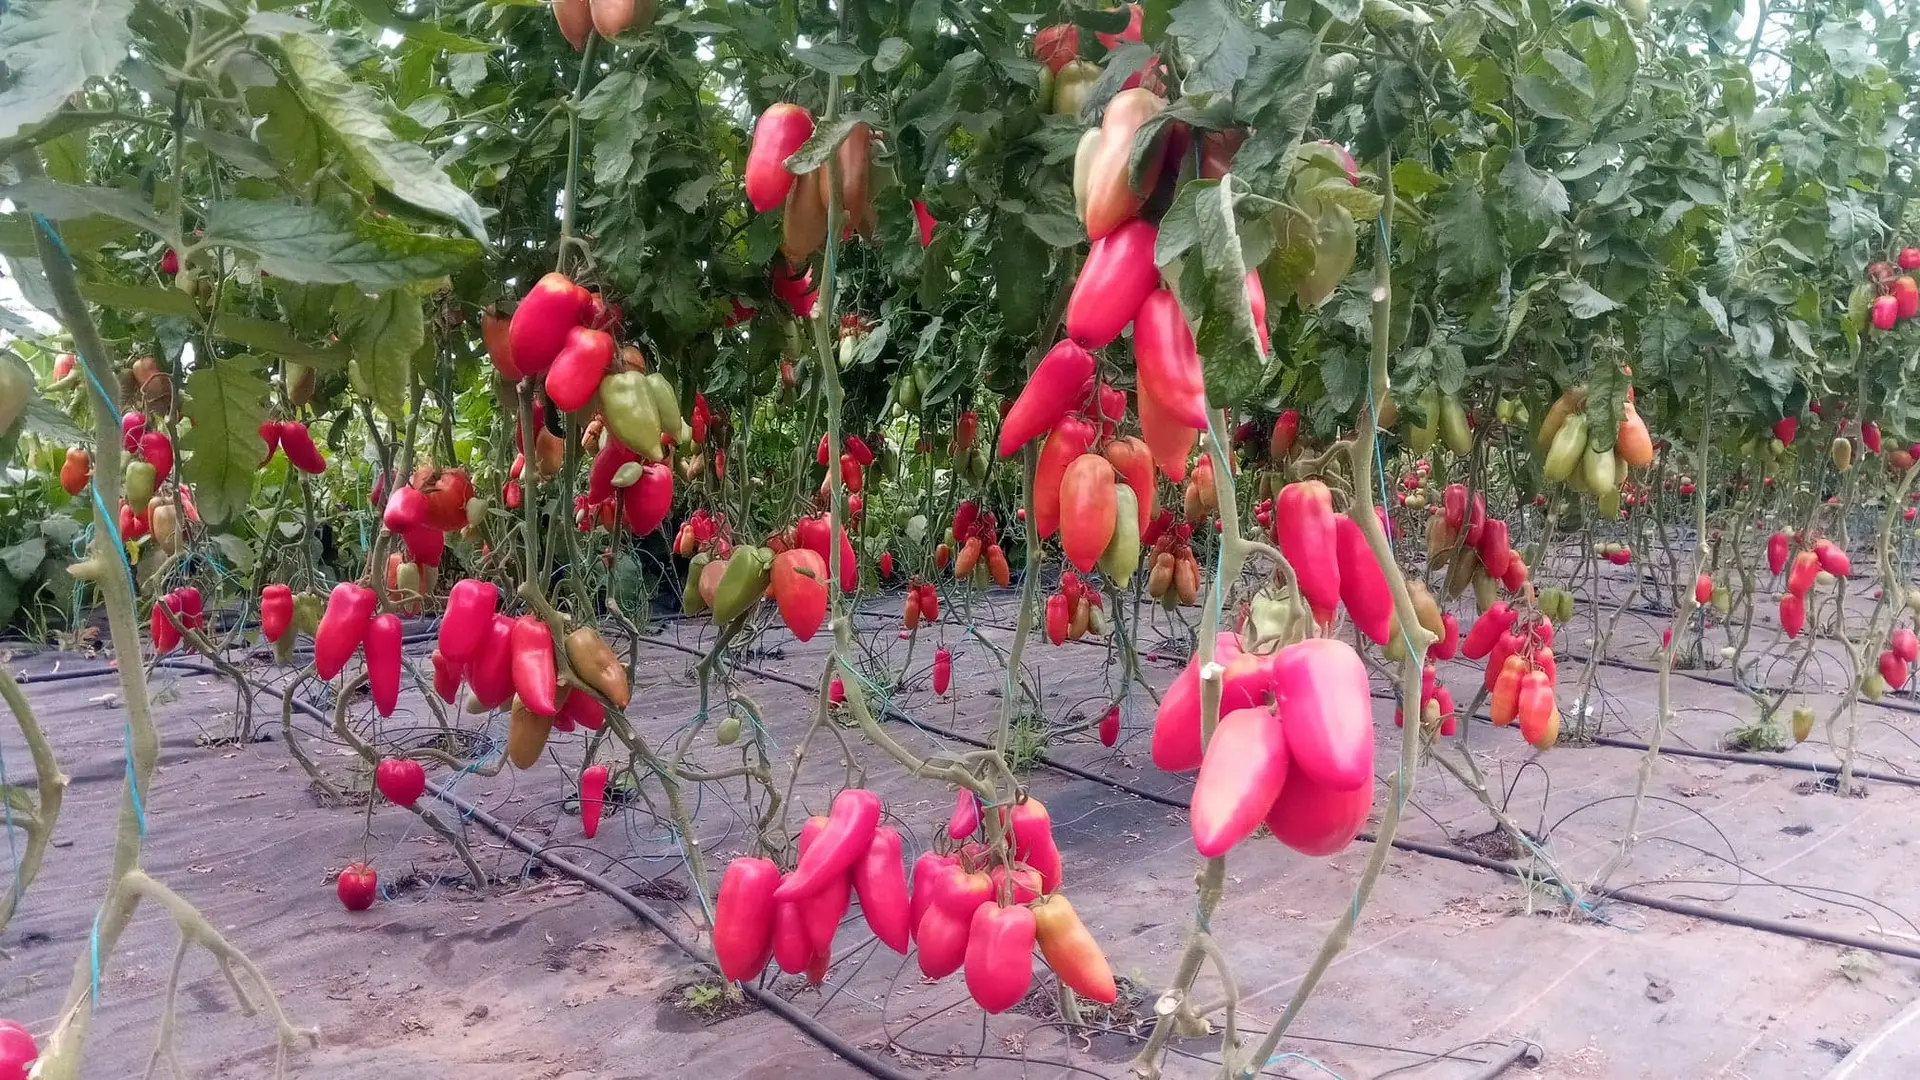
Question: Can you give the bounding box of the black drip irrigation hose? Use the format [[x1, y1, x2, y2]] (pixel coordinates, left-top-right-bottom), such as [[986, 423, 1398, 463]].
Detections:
[[421, 778, 918, 1080], [631, 633, 1920, 964], [199, 661, 924, 1080]]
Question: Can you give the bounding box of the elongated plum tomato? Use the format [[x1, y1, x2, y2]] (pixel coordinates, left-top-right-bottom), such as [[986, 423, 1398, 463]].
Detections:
[[313, 582, 376, 680], [933, 647, 953, 694], [1131, 290, 1209, 429], [1065, 218, 1161, 350], [999, 339, 1095, 458], [364, 613, 403, 717], [1269, 637, 1374, 792], [746, 104, 816, 213], [507, 273, 591, 377], [1082, 88, 1167, 240], [1058, 454, 1117, 574], [1273, 481, 1342, 621], [1333, 514, 1392, 645], [852, 826, 912, 954], [545, 326, 615, 412], [1264, 769, 1372, 857], [0, 1019, 37, 1080], [774, 788, 882, 901], [1033, 418, 1096, 539], [769, 547, 829, 642], [1189, 705, 1288, 857], [1033, 894, 1117, 1003], [714, 857, 781, 981], [964, 903, 1036, 1013]]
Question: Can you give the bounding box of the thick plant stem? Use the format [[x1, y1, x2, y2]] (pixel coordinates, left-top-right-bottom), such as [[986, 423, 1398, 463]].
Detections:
[[1229, 155, 1430, 1079], [0, 662, 66, 931], [1590, 365, 1711, 893], [20, 152, 306, 1077]]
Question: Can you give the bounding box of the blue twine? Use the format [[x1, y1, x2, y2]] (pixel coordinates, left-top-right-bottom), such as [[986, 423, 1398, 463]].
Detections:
[[88, 908, 103, 1006], [122, 720, 146, 836], [1, 737, 19, 905], [42, 206, 158, 1012], [1264, 1052, 1349, 1079]]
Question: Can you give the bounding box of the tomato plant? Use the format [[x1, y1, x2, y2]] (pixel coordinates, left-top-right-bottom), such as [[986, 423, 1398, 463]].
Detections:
[[3, 0, 1920, 1074]]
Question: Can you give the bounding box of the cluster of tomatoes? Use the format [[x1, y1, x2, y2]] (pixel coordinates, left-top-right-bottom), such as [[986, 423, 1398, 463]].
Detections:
[[147, 585, 204, 654], [1774, 534, 1851, 640], [1143, 513, 1199, 606], [710, 787, 1115, 1013], [938, 500, 1012, 588], [1043, 571, 1107, 645], [672, 508, 733, 559], [1866, 248, 1920, 330], [1592, 541, 1634, 566], [1470, 603, 1561, 751]]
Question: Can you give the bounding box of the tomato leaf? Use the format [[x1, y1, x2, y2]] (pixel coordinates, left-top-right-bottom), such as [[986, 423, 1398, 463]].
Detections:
[[214, 317, 350, 371], [1583, 355, 1627, 455], [1500, 152, 1569, 223], [1560, 280, 1620, 320], [344, 291, 423, 418], [263, 27, 490, 243], [794, 41, 871, 77], [180, 359, 269, 527], [75, 281, 200, 319], [1191, 177, 1265, 409], [0, 178, 166, 236], [205, 197, 481, 291], [785, 113, 883, 175], [1167, 0, 1256, 96], [0, 0, 138, 142]]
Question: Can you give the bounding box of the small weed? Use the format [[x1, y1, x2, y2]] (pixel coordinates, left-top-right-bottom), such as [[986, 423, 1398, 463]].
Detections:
[[1006, 712, 1050, 772], [681, 982, 724, 1011]]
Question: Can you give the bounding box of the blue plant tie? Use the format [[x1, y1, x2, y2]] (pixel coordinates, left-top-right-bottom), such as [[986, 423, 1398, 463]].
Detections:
[[1265, 1051, 1348, 1079], [1, 738, 20, 905]]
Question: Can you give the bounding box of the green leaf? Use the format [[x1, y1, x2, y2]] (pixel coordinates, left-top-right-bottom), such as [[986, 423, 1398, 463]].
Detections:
[[1513, 50, 1593, 122], [345, 291, 423, 418], [22, 393, 86, 446], [1363, 0, 1431, 29], [785, 112, 882, 174], [1312, 0, 1362, 23], [267, 29, 490, 243], [1432, 184, 1500, 290], [992, 222, 1048, 337], [76, 281, 200, 318], [1308, 179, 1383, 219], [0, 0, 137, 141], [1815, 22, 1876, 79], [1156, 181, 1204, 267], [1167, 0, 1257, 96], [0, 537, 46, 582], [1023, 211, 1084, 248], [0, 178, 165, 235], [793, 41, 870, 76], [1192, 180, 1265, 408], [190, 127, 280, 179], [205, 197, 480, 290], [1583, 355, 1627, 454], [214, 317, 350, 370], [873, 37, 910, 73], [1696, 287, 1730, 338], [180, 359, 269, 527], [1559, 280, 1619, 319], [0, 212, 137, 257], [1499, 153, 1568, 222]]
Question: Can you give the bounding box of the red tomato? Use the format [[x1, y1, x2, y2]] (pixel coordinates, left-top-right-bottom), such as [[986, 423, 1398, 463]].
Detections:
[[336, 863, 378, 911], [964, 904, 1037, 1013], [374, 758, 426, 807]]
